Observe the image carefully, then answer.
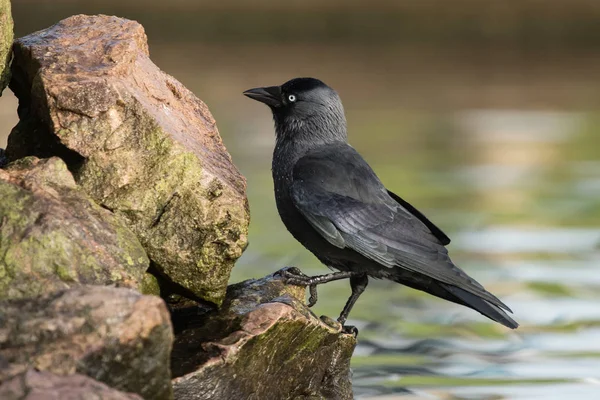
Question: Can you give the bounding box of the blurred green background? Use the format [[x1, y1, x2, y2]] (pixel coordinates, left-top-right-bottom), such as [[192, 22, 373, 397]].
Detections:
[[2, 1, 600, 399]]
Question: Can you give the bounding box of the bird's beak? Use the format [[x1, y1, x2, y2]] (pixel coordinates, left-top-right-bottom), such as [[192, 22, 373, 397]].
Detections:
[[243, 86, 282, 107]]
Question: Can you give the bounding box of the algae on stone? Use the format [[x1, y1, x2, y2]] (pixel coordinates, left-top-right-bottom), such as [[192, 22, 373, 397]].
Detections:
[[0, 0, 12, 94], [6, 15, 249, 306], [141, 271, 161, 296], [0, 157, 149, 300]]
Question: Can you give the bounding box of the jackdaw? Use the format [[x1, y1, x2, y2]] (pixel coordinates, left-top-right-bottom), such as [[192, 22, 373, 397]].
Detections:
[[243, 77, 518, 331]]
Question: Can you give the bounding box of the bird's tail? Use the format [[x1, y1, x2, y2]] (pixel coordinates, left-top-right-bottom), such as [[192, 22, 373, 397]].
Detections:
[[440, 283, 519, 329]]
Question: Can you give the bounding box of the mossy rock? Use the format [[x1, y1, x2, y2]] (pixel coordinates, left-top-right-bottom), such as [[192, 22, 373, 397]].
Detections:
[[171, 268, 356, 400], [0, 157, 149, 299]]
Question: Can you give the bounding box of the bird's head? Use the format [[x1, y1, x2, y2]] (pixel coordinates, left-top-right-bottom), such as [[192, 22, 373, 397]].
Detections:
[[244, 77, 347, 145]]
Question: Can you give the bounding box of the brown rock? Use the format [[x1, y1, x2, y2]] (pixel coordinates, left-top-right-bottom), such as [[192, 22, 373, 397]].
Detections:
[[0, 286, 173, 400], [171, 268, 356, 400], [6, 14, 249, 306], [0, 370, 143, 400], [0, 156, 150, 300]]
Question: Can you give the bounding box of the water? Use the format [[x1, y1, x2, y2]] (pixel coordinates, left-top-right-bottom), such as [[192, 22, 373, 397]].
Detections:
[[213, 51, 599, 398], [234, 110, 600, 399], [2, 11, 600, 398], [226, 103, 600, 400]]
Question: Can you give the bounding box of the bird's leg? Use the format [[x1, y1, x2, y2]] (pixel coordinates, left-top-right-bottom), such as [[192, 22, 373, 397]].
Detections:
[[280, 269, 355, 286], [279, 269, 357, 308], [337, 274, 369, 332]]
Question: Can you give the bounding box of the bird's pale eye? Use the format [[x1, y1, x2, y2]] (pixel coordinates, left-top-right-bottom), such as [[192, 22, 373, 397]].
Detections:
[[288, 94, 297, 102]]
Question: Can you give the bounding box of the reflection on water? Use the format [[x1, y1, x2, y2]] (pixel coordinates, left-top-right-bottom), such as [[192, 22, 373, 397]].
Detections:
[[1, 38, 600, 398]]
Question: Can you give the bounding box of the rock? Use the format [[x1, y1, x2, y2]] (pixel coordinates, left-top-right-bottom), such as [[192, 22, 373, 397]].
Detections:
[[0, 286, 173, 400], [6, 15, 249, 306], [0, 0, 12, 94], [171, 268, 356, 400], [0, 148, 7, 168], [0, 156, 150, 300], [0, 370, 143, 400]]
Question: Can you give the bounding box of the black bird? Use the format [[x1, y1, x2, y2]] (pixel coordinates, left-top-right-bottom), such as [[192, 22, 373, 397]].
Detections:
[[243, 78, 518, 331]]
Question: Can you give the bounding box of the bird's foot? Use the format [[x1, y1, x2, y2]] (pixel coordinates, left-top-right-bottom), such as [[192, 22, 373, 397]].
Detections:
[[341, 325, 359, 337], [277, 267, 311, 285], [276, 267, 319, 308], [337, 316, 358, 336], [275, 266, 306, 277]]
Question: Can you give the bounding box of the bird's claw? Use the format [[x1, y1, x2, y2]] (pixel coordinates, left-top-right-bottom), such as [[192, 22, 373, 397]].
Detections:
[[307, 284, 318, 307], [341, 325, 359, 337], [281, 266, 307, 276], [277, 267, 319, 308], [277, 267, 309, 281], [283, 276, 311, 286], [275, 266, 303, 278], [337, 316, 358, 336], [278, 267, 311, 286]]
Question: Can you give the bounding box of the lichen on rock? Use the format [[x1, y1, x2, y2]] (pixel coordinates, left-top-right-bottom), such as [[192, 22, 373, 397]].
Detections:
[[6, 14, 250, 306], [0, 156, 150, 300], [0, 286, 173, 400], [171, 268, 356, 400]]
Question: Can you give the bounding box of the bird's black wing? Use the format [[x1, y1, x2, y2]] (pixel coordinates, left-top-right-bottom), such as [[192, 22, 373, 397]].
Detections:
[[290, 143, 510, 311], [386, 190, 451, 245]]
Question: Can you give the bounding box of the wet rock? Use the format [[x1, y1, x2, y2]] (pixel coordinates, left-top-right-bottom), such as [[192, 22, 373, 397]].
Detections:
[[171, 268, 356, 400], [0, 286, 173, 400], [0, 0, 12, 94], [0, 370, 143, 400], [0, 156, 150, 300], [6, 14, 249, 306]]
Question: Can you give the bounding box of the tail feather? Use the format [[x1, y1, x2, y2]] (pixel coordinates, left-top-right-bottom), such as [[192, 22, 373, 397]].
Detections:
[[441, 283, 519, 329]]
